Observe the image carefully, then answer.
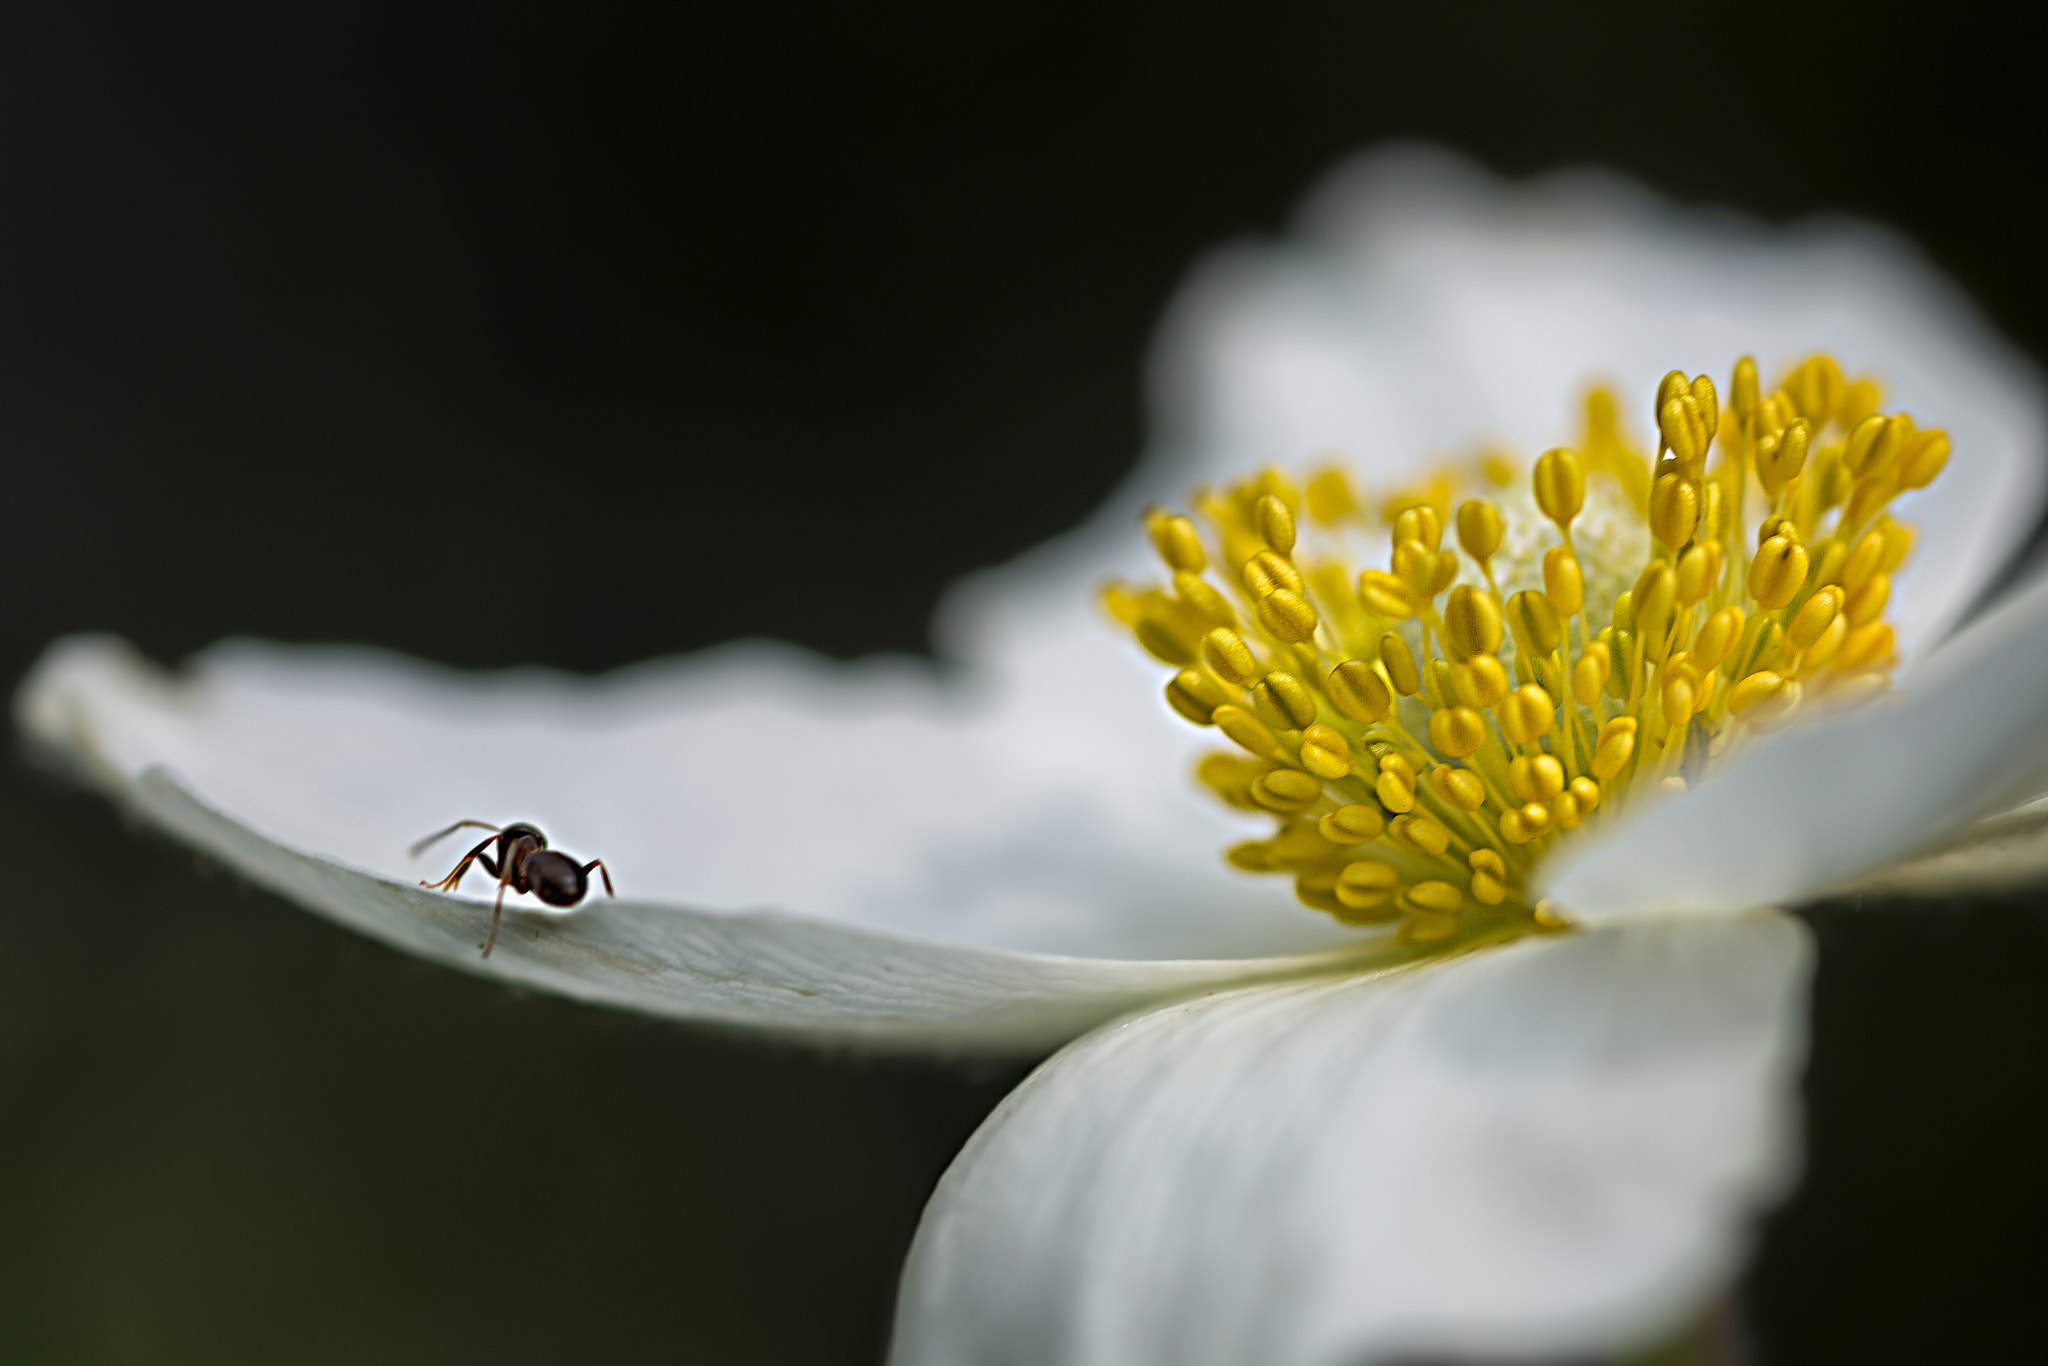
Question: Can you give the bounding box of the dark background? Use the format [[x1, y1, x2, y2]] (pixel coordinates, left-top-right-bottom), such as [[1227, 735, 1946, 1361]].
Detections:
[[2, 2, 2044, 1362]]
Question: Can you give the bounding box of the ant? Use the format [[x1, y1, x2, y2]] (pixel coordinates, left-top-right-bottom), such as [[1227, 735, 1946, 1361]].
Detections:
[[410, 820, 614, 958]]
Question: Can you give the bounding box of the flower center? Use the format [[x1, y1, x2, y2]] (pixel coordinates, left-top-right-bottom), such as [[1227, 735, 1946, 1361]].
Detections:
[[1109, 355, 1948, 952]]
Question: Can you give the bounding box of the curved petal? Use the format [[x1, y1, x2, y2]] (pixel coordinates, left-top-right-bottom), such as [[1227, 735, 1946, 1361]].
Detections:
[[947, 146, 2045, 675], [891, 913, 1812, 1366], [1542, 565, 2048, 922], [15, 635, 1382, 1052]]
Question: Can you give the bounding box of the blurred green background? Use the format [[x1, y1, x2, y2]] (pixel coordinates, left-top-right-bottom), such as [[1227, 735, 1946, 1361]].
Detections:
[[3, 2, 2046, 1361]]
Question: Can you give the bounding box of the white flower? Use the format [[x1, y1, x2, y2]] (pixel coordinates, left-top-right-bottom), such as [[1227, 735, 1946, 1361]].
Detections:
[[18, 146, 2048, 1364]]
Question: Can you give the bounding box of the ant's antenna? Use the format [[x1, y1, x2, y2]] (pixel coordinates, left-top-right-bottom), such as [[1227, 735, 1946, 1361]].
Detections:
[[408, 819, 501, 859]]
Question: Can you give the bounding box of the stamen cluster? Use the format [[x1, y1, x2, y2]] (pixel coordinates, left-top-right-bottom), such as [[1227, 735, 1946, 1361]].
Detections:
[[1108, 354, 1946, 950]]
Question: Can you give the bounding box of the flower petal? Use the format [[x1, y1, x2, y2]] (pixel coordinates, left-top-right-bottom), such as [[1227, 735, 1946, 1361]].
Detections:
[[1542, 566, 2048, 921], [17, 635, 1374, 1051], [891, 913, 1811, 1366], [999, 145, 2040, 661]]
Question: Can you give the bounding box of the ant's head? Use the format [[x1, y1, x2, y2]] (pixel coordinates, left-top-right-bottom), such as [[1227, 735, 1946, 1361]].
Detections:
[[499, 822, 548, 849]]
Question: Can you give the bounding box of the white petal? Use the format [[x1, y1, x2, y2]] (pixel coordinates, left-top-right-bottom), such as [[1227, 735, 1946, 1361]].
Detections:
[[891, 913, 1811, 1366], [965, 145, 2042, 667], [1543, 565, 2048, 921], [17, 635, 1374, 1051]]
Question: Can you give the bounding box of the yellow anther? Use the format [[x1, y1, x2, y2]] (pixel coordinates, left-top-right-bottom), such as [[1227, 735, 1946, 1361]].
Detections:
[[1319, 804, 1385, 845], [1100, 582, 1143, 627], [1391, 813, 1451, 857], [1659, 395, 1709, 468], [1359, 569, 1417, 620], [1213, 704, 1278, 758], [1444, 585, 1504, 660], [1509, 753, 1566, 803], [1393, 505, 1444, 553], [1326, 660, 1391, 725], [1748, 536, 1810, 611], [1727, 670, 1799, 725], [1203, 627, 1261, 686], [1631, 561, 1677, 642], [1835, 375, 1878, 427], [1133, 593, 1208, 665], [1408, 880, 1462, 914], [1674, 543, 1715, 607], [1786, 587, 1843, 652], [1256, 589, 1320, 643], [1843, 413, 1909, 480], [1731, 356, 1759, 425], [1504, 590, 1564, 660], [1469, 872, 1507, 906], [1399, 548, 1459, 599], [1498, 684, 1555, 748], [1550, 790, 1583, 832], [1250, 768, 1323, 814], [1756, 420, 1811, 500], [1269, 822, 1340, 870], [1833, 621, 1895, 672], [1649, 471, 1700, 549], [1701, 479, 1726, 542], [1453, 653, 1510, 708], [1572, 641, 1611, 707], [1165, 670, 1227, 725], [1569, 775, 1600, 812], [1839, 529, 1885, 592], [1759, 389, 1799, 435], [1690, 374, 1719, 442], [1898, 429, 1951, 490], [1662, 671, 1698, 727], [1693, 606, 1745, 670], [1379, 752, 1416, 784], [1243, 548, 1305, 598], [1655, 370, 1689, 424], [1375, 767, 1417, 814], [1251, 672, 1318, 731], [1198, 753, 1268, 809], [1470, 848, 1506, 878], [1802, 613, 1848, 671], [1757, 513, 1799, 548], [1379, 633, 1421, 696], [1173, 571, 1236, 629], [1148, 513, 1207, 573], [1878, 517, 1913, 571], [1226, 841, 1274, 872], [1592, 717, 1637, 781], [1430, 706, 1487, 758], [1784, 354, 1846, 423], [1456, 499, 1505, 564], [1515, 801, 1553, 838], [1335, 859, 1400, 910], [1430, 764, 1488, 812], [1299, 723, 1352, 779], [1254, 494, 1297, 554], [1541, 546, 1584, 618], [1304, 466, 1360, 525], [1400, 909, 1461, 944], [1533, 448, 1587, 531]]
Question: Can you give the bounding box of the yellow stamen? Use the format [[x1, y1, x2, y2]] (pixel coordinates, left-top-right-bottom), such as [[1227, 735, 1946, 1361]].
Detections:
[[1114, 353, 1942, 953]]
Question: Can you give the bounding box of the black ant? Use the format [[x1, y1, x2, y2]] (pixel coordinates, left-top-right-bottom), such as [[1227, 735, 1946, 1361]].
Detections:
[[410, 820, 614, 958]]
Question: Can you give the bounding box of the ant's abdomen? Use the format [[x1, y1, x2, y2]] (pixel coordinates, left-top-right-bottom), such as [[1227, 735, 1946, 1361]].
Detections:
[[523, 849, 587, 907]]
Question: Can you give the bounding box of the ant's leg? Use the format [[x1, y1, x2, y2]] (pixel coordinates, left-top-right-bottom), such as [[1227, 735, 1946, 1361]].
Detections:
[[481, 854, 518, 958], [408, 820, 501, 859], [582, 860, 615, 896], [421, 836, 497, 892]]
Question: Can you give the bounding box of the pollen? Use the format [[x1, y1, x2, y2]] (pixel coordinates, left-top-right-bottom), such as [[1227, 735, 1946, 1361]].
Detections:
[[1110, 355, 1943, 953]]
